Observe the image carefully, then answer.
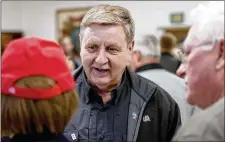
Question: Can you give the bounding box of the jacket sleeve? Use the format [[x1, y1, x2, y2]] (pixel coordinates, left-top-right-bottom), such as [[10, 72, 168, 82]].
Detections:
[[156, 87, 182, 142], [166, 97, 182, 141], [136, 87, 182, 142], [151, 87, 181, 142]]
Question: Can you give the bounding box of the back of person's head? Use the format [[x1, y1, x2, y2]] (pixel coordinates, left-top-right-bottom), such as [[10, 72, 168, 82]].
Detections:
[[80, 4, 135, 45], [1, 37, 78, 135], [160, 33, 177, 50], [134, 34, 160, 57], [184, 1, 224, 47]]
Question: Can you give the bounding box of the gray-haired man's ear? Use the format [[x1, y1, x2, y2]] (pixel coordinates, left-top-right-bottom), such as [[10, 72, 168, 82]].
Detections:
[[216, 39, 225, 70]]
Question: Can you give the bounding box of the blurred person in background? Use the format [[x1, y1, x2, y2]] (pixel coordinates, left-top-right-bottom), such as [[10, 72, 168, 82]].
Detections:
[[1, 37, 79, 142], [173, 1, 224, 141], [160, 33, 181, 74], [131, 34, 195, 124], [66, 56, 76, 72], [172, 37, 186, 62], [176, 48, 187, 79], [64, 4, 181, 142], [59, 36, 81, 69]]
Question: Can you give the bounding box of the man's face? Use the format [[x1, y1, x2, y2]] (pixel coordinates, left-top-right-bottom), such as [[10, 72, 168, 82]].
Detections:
[[180, 34, 224, 108], [80, 24, 132, 91]]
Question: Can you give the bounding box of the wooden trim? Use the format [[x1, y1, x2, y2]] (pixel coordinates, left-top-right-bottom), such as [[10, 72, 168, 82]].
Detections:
[[164, 27, 190, 32], [56, 7, 91, 14], [157, 25, 190, 31]]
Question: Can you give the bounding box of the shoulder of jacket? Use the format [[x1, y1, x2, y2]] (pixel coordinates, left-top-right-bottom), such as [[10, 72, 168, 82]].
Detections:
[[129, 70, 173, 105], [73, 65, 84, 83]]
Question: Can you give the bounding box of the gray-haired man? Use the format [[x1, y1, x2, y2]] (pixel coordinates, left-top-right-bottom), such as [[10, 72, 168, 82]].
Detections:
[[173, 1, 224, 141]]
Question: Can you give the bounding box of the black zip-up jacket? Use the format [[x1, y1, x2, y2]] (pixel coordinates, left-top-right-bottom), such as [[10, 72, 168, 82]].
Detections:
[[64, 66, 181, 142]]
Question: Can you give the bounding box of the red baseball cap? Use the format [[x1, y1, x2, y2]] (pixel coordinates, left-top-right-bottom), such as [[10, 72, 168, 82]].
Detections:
[[1, 37, 75, 99]]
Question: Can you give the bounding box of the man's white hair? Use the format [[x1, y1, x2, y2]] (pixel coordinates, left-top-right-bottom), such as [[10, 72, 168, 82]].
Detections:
[[134, 34, 160, 57], [185, 1, 224, 47]]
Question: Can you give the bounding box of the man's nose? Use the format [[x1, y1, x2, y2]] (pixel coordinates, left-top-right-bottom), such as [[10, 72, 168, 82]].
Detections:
[[95, 49, 108, 65], [176, 63, 186, 79]]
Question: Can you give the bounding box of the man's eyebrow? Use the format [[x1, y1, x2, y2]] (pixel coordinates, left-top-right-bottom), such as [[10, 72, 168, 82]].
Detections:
[[84, 42, 99, 47], [106, 42, 122, 49]]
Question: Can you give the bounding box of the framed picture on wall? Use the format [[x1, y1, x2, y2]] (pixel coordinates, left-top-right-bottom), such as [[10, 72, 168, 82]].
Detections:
[[1, 31, 23, 55], [56, 7, 90, 51]]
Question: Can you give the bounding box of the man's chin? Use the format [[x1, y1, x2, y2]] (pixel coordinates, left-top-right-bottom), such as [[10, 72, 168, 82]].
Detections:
[[186, 93, 195, 106], [91, 80, 110, 91]]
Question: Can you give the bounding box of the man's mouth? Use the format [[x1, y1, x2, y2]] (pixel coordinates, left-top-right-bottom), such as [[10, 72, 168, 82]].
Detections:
[[94, 67, 109, 73]]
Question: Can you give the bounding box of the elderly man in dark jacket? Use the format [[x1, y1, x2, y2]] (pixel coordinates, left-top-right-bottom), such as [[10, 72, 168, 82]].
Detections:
[[64, 4, 181, 142]]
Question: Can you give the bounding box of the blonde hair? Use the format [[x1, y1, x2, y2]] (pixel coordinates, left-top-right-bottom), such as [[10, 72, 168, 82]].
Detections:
[[80, 4, 135, 45], [1, 76, 78, 135], [160, 33, 177, 50]]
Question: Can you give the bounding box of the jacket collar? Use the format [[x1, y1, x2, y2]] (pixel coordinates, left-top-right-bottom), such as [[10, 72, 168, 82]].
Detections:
[[73, 66, 157, 103], [135, 63, 163, 73], [161, 52, 173, 57]]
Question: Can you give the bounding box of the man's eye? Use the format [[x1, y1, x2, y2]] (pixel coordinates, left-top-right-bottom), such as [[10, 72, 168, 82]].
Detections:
[[87, 45, 98, 52], [107, 47, 119, 53], [89, 45, 97, 49]]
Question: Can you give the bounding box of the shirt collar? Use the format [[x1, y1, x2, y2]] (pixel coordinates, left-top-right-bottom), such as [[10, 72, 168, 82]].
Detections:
[[161, 52, 173, 56], [135, 63, 163, 73]]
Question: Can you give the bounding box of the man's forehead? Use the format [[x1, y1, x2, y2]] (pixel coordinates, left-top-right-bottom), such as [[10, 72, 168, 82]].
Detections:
[[183, 25, 203, 50], [183, 37, 200, 52], [83, 25, 126, 41]]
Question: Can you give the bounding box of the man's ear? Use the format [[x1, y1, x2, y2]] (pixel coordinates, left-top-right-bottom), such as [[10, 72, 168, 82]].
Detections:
[[129, 40, 135, 51], [216, 39, 225, 70], [133, 51, 141, 62], [129, 50, 141, 71]]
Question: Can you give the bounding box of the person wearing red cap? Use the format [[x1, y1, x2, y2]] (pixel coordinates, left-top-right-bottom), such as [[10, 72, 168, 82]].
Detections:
[[1, 37, 79, 142]]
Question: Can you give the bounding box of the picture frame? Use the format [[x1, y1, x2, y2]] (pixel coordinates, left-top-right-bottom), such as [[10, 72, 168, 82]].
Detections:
[[1, 31, 23, 55], [170, 12, 184, 24], [55, 7, 90, 49]]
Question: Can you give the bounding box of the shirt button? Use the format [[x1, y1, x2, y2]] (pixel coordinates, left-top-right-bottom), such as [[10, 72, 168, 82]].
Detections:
[[100, 135, 105, 140]]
